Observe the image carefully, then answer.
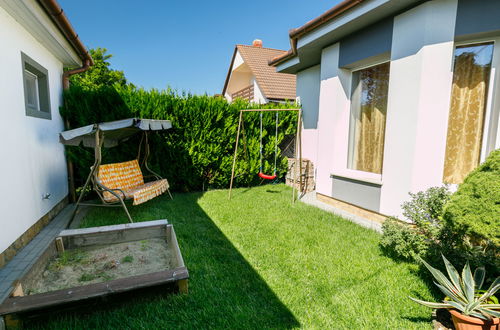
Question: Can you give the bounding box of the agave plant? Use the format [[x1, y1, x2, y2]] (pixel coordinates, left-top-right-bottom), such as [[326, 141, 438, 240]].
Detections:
[[410, 255, 500, 320]]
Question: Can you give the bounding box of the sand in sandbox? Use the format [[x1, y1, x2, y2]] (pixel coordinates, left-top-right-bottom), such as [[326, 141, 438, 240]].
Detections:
[[28, 238, 174, 294]]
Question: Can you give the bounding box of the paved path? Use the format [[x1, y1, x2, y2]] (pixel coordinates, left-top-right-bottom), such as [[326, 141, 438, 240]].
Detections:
[[299, 191, 382, 233], [0, 204, 86, 303]]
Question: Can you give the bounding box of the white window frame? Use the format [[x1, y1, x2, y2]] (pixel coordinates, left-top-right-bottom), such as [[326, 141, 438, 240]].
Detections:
[[332, 59, 390, 186], [24, 69, 40, 112], [452, 37, 500, 163]]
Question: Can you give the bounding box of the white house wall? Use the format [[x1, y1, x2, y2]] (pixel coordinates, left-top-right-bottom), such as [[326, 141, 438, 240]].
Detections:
[[295, 0, 471, 217], [0, 5, 68, 253], [315, 44, 351, 196], [296, 65, 320, 165], [252, 78, 267, 104], [380, 0, 458, 216]]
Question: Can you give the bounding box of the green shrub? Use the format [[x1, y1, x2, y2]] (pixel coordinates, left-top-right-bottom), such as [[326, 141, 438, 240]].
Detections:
[[443, 149, 500, 246], [60, 85, 298, 192], [381, 150, 499, 278], [380, 218, 429, 260], [441, 149, 500, 276], [380, 186, 451, 261], [401, 186, 451, 239]]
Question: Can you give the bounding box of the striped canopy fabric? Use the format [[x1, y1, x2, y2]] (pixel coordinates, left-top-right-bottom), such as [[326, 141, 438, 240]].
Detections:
[[59, 118, 172, 148]]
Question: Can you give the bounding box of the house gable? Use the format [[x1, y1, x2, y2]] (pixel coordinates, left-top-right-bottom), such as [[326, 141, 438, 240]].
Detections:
[[223, 43, 296, 103]]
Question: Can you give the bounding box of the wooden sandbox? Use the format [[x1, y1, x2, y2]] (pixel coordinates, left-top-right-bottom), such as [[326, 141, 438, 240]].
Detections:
[[0, 220, 188, 328]]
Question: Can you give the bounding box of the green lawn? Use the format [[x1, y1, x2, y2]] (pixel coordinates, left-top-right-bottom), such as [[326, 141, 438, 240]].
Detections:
[[26, 185, 436, 329]]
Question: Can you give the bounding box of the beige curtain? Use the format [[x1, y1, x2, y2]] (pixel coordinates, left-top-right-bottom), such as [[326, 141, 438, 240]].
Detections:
[[443, 47, 492, 184], [351, 62, 390, 174]]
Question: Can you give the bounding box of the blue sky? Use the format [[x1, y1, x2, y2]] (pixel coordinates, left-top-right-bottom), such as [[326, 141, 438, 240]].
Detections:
[[58, 0, 339, 95]]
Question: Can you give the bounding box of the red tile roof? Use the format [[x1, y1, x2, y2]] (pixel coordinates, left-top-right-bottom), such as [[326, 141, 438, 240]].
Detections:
[[223, 45, 296, 101]]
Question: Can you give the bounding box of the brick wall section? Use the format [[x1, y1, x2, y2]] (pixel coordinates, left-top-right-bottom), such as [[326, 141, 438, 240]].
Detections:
[[286, 158, 315, 193], [0, 197, 68, 269]]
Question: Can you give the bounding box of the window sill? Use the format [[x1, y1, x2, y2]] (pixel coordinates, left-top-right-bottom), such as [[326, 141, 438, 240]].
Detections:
[[26, 108, 51, 120], [330, 170, 383, 186]]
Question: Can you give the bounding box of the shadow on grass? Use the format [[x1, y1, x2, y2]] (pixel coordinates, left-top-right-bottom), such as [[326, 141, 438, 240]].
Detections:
[[378, 245, 444, 305], [24, 192, 299, 329]]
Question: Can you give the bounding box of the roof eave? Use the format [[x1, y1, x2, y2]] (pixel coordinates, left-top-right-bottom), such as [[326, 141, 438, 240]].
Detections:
[[37, 0, 94, 66], [222, 46, 238, 96], [270, 0, 366, 67]]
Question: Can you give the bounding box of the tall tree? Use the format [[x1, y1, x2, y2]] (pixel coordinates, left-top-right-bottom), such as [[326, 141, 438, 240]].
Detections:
[[69, 47, 126, 89]]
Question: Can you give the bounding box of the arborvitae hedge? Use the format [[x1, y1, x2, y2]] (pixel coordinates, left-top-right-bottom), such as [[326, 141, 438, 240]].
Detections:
[[60, 85, 299, 192], [443, 149, 500, 246]]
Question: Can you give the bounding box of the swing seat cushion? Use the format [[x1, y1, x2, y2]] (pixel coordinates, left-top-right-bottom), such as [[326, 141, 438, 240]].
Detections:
[[98, 160, 169, 205]]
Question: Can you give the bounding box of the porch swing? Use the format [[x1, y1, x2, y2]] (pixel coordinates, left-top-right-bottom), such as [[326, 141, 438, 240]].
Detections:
[[59, 118, 173, 224]]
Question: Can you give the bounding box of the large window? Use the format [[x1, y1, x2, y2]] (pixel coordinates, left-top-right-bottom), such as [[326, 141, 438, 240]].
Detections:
[[21, 52, 51, 120], [443, 42, 494, 184], [348, 62, 390, 174]]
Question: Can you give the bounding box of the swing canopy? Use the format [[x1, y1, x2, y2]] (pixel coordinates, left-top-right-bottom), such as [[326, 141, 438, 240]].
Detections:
[[59, 118, 172, 148], [59, 118, 173, 225]]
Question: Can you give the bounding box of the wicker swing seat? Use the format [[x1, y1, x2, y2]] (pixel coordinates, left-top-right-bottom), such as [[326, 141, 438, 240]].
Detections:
[[98, 159, 169, 205], [60, 118, 173, 224]]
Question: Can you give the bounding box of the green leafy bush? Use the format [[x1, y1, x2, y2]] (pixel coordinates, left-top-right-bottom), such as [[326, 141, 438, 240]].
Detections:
[[380, 218, 429, 260], [69, 48, 126, 90], [380, 186, 451, 260], [381, 150, 500, 278], [60, 85, 298, 192]]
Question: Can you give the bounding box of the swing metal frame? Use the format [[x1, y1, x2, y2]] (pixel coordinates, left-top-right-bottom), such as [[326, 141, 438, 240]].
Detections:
[[228, 108, 303, 202], [59, 118, 173, 225]]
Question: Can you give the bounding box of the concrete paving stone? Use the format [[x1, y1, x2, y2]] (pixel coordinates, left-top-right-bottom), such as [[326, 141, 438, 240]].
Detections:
[[0, 266, 14, 274], [16, 262, 31, 269], [0, 204, 76, 304], [4, 273, 17, 282]]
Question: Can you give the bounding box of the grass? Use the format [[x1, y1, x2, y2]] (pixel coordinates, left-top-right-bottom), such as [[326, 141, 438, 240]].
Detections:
[[26, 184, 436, 329], [121, 255, 134, 263]]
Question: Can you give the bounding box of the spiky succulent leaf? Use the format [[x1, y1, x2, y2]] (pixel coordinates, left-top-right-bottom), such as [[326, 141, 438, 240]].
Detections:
[[481, 308, 500, 318], [466, 300, 482, 314], [482, 304, 500, 309], [434, 282, 467, 304], [487, 278, 500, 292], [478, 284, 500, 303], [443, 255, 462, 291], [462, 263, 475, 303], [410, 256, 500, 319], [418, 257, 467, 301], [473, 267, 485, 291], [469, 311, 489, 320], [447, 300, 466, 313], [409, 296, 451, 309], [478, 307, 500, 320]]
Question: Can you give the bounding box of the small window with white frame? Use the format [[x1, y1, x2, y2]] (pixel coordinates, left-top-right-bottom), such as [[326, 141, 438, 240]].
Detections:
[[347, 61, 390, 175], [21, 52, 51, 119]]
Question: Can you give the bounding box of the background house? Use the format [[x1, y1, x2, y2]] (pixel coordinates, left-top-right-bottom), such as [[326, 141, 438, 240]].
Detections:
[[223, 39, 296, 104], [0, 0, 91, 266], [271, 0, 500, 219]]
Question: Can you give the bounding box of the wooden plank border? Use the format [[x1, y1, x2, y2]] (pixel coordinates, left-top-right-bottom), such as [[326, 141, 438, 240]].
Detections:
[[59, 220, 169, 249], [0, 221, 189, 317], [0, 267, 188, 315]]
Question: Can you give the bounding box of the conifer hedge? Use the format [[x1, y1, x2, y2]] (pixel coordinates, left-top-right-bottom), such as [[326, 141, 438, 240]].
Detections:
[[60, 85, 299, 192]]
